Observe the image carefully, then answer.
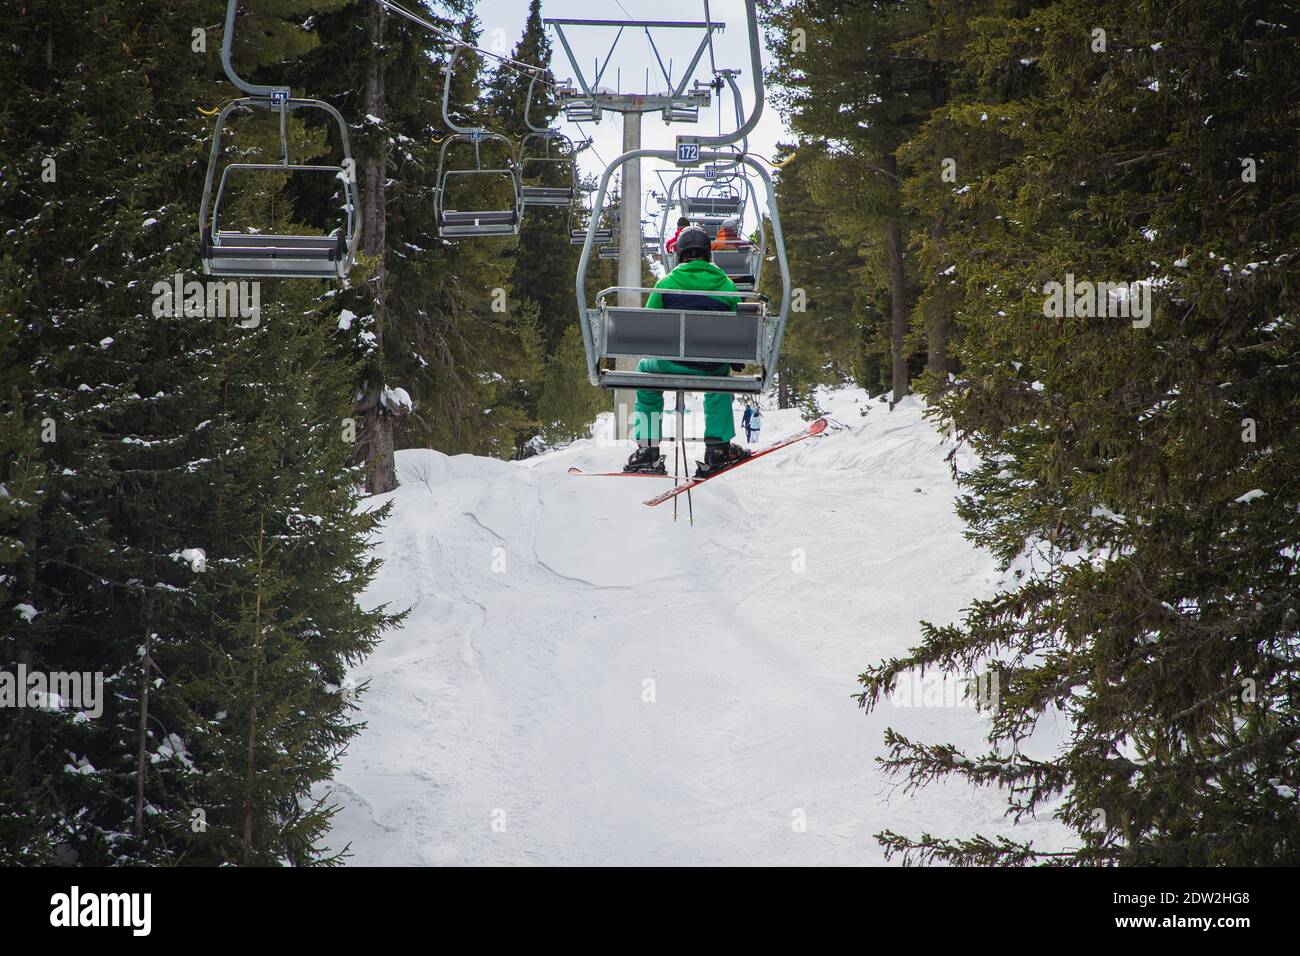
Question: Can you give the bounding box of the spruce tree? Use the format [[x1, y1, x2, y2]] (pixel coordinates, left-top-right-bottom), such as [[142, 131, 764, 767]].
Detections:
[[758, 141, 876, 406], [761, 0, 951, 402], [304, 8, 546, 460], [1, 0, 396, 864], [857, 0, 1300, 865], [483, 0, 612, 455]]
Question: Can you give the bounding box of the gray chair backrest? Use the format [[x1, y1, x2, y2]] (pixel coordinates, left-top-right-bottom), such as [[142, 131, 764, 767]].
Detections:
[[605, 307, 759, 364], [712, 249, 753, 275], [684, 196, 742, 218]]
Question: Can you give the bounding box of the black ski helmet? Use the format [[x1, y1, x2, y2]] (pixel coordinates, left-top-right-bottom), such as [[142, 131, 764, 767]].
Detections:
[[675, 225, 711, 260]]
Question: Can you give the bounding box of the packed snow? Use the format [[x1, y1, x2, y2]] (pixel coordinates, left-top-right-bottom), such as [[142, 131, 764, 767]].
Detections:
[[321, 387, 1071, 865]]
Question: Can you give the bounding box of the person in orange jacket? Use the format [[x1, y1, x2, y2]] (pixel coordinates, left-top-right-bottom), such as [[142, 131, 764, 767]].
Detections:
[[711, 217, 746, 251]]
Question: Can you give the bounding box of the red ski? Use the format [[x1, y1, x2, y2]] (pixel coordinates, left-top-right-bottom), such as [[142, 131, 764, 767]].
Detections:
[[566, 466, 674, 478], [641, 418, 829, 507]]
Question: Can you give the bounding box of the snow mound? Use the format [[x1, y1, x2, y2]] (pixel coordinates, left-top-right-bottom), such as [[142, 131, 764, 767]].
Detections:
[[321, 387, 1069, 865]]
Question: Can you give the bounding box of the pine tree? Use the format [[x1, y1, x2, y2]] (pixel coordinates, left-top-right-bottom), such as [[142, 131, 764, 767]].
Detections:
[[421, 16, 545, 456], [0, 0, 396, 864], [759, 141, 875, 407], [0, 252, 50, 861], [486, 1, 569, 344], [304, 8, 547, 460], [857, 0, 1300, 865], [536, 322, 607, 446], [483, 0, 606, 455], [762, 0, 951, 402]]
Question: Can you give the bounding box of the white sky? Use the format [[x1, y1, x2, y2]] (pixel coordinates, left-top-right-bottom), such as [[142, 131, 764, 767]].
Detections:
[[472, 0, 792, 238]]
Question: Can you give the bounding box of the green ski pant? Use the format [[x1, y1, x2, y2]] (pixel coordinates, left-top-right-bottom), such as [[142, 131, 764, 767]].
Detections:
[[631, 358, 735, 443]]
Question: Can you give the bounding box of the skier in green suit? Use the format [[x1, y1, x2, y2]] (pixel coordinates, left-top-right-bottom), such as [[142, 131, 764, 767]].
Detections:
[[623, 225, 753, 477]]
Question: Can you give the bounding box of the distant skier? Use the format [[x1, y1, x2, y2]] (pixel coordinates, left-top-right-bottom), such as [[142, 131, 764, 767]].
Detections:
[[741, 401, 754, 442], [749, 405, 762, 444], [664, 216, 691, 255], [623, 225, 752, 478]]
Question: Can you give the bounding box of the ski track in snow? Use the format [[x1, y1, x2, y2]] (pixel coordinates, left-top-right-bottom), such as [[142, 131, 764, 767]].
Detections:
[[320, 388, 1071, 865]]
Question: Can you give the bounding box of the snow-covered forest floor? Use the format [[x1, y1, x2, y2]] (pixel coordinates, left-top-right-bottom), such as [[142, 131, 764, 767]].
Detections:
[[320, 388, 1071, 865]]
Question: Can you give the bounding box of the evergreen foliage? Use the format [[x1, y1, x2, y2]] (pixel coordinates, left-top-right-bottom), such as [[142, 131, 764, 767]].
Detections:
[[5, 0, 1294, 871], [0, 0, 396, 865], [847, 0, 1298, 865], [759, 142, 875, 406], [761, 0, 951, 401]]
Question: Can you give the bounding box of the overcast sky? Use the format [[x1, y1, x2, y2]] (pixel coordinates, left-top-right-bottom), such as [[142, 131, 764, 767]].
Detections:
[[470, 0, 792, 238]]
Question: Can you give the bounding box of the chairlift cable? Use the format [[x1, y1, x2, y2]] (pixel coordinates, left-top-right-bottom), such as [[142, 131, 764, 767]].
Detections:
[[703, 0, 718, 76], [371, 0, 563, 93], [570, 121, 609, 168]]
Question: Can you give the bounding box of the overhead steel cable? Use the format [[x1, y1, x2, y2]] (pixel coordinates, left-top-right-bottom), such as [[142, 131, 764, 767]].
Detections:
[[371, 0, 563, 92], [703, 0, 718, 76]]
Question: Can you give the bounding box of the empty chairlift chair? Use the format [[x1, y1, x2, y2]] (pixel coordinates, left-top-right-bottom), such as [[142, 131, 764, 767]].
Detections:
[[519, 72, 577, 210], [570, 218, 614, 246], [681, 191, 743, 221], [569, 218, 613, 245], [519, 133, 577, 209], [435, 48, 522, 238], [711, 248, 759, 291], [199, 0, 359, 279], [569, 189, 615, 246], [563, 98, 600, 123]]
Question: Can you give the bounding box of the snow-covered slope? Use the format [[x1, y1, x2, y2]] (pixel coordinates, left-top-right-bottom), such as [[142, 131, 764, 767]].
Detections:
[[321, 388, 1069, 865]]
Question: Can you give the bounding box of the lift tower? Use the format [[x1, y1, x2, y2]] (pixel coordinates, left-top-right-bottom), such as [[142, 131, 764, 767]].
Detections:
[[544, 17, 723, 438]]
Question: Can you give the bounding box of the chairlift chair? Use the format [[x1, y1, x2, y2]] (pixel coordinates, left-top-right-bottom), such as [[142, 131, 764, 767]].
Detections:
[[577, 150, 790, 397], [657, 161, 767, 284], [518, 132, 576, 209], [711, 248, 759, 292], [661, 81, 713, 124], [593, 286, 767, 394], [658, 245, 757, 289], [682, 170, 745, 218], [683, 196, 743, 218], [519, 71, 577, 209], [694, 217, 728, 240], [662, 103, 700, 123], [563, 99, 600, 123], [199, 0, 359, 280], [435, 47, 523, 238], [568, 187, 615, 245], [571, 224, 614, 245], [569, 218, 614, 245], [682, 193, 743, 219], [570, 2, 789, 397]]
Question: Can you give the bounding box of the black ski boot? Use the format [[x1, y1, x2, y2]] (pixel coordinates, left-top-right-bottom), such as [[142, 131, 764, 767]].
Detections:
[[624, 445, 667, 475], [694, 441, 751, 478]]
